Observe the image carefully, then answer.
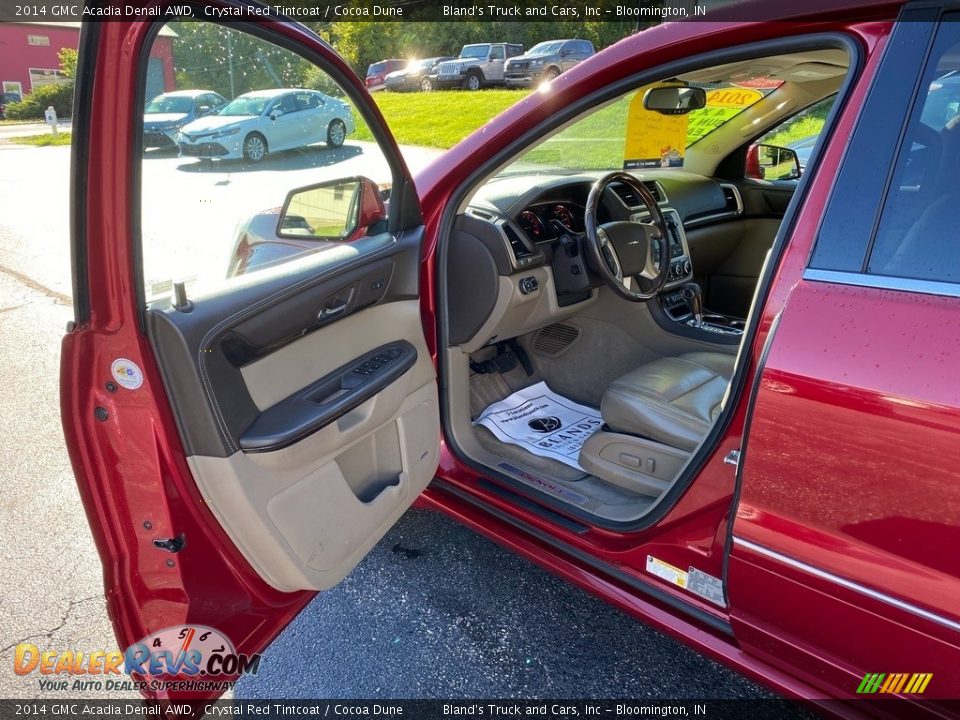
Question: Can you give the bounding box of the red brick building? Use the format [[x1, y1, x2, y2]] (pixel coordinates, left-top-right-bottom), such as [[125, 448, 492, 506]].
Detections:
[[0, 21, 176, 101]]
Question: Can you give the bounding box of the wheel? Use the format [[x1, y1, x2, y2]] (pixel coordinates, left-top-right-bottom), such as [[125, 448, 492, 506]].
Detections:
[[242, 133, 267, 163], [420, 76, 434, 92], [582, 172, 671, 303], [544, 67, 560, 81], [463, 73, 482, 91], [327, 119, 346, 148]]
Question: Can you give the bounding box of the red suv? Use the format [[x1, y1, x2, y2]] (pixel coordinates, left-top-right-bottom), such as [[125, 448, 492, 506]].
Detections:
[[65, 0, 960, 708], [365, 58, 406, 91]]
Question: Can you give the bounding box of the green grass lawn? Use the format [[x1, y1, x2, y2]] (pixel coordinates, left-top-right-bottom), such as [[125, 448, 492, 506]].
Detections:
[[353, 89, 530, 149], [6, 132, 71, 146]]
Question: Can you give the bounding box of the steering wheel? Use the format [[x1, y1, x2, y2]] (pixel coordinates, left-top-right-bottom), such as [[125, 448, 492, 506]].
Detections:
[[583, 172, 671, 302]]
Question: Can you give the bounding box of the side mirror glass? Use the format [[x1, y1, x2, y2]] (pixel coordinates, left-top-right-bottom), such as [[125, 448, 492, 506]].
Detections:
[[643, 86, 707, 115], [278, 177, 386, 241], [747, 143, 801, 181]]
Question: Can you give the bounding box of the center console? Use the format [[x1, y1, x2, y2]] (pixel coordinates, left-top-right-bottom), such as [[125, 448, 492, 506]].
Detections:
[[644, 208, 744, 337]]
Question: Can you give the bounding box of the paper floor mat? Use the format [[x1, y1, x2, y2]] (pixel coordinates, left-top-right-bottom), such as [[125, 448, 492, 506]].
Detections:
[[473, 381, 602, 471]]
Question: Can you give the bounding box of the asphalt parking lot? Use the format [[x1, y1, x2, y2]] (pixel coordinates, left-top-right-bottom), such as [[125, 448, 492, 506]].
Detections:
[[0, 138, 774, 701]]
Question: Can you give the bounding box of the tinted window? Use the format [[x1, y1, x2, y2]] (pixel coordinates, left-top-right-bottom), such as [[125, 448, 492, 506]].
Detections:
[[490, 46, 505, 61], [808, 12, 937, 273], [866, 19, 960, 283]]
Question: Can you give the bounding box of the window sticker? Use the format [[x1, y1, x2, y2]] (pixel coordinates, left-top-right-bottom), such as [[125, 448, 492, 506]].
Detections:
[[623, 83, 689, 169]]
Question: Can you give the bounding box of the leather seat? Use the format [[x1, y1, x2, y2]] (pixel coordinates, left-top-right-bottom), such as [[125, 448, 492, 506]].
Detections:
[[601, 352, 736, 451]]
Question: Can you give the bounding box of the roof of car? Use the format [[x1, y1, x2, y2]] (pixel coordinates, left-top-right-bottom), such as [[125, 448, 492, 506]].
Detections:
[[237, 88, 312, 98], [157, 90, 218, 98]]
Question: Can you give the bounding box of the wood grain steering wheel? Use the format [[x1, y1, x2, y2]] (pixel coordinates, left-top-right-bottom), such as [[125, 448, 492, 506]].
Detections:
[[583, 172, 671, 302]]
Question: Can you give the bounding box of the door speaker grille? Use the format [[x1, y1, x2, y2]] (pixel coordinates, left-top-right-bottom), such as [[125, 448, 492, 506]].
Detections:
[[533, 323, 581, 357]]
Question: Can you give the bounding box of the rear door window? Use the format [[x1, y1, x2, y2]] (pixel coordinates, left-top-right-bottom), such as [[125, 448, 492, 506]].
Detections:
[[865, 18, 960, 283]]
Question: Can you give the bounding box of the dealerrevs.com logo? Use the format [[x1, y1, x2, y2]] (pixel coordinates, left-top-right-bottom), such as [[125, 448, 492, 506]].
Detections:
[[14, 625, 260, 693]]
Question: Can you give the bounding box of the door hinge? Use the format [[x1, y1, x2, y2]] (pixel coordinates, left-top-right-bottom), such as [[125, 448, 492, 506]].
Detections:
[[724, 449, 741, 469], [153, 534, 186, 553]]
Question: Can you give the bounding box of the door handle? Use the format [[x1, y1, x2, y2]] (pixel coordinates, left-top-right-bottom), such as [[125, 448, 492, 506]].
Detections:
[[318, 302, 348, 321]]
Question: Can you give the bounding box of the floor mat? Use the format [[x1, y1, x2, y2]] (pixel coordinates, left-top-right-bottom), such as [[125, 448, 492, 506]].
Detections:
[[473, 381, 603, 471]]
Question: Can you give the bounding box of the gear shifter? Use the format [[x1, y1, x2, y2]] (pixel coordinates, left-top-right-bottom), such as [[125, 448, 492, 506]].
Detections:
[[680, 283, 703, 328]]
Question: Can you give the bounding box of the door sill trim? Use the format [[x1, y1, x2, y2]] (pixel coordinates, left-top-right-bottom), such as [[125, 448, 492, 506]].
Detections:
[[432, 477, 734, 637]]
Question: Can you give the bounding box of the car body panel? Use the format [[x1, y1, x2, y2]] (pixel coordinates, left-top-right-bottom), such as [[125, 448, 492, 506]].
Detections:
[[64, 10, 421, 700]]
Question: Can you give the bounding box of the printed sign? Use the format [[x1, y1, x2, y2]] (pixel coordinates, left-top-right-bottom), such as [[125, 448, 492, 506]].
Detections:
[[623, 82, 689, 169], [686, 87, 764, 144], [475, 381, 602, 470]]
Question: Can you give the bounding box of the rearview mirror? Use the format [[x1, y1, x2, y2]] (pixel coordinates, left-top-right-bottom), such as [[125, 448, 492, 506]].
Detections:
[[643, 86, 707, 115], [278, 177, 386, 241], [746, 143, 801, 181]]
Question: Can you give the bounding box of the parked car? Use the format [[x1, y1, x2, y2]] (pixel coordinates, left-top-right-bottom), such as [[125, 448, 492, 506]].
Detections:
[[68, 0, 960, 707], [143, 89, 227, 149], [365, 59, 405, 91], [434, 43, 524, 90], [176, 88, 354, 162], [384, 56, 454, 92], [504, 39, 595, 87]]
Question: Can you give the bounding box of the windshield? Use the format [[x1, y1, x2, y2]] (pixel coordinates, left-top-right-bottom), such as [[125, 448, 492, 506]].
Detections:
[[528, 42, 563, 56], [145, 95, 194, 114], [461, 45, 490, 59], [502, 80, 781, 174], [218, 95, 270, 117]]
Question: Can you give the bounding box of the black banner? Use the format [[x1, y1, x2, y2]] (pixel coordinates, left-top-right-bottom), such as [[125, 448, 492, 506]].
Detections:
[[0, 699, 819, 720], [4, 699, 960, 720], [0, 0, 923, 24]]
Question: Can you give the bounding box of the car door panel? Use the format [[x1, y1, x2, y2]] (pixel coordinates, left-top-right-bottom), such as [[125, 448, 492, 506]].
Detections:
[[64, 11, 436, 683], [146, 229, 438, 592]]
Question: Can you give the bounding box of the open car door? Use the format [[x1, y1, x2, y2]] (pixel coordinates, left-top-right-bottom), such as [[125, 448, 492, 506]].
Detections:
[[61, 6, 439, 695]]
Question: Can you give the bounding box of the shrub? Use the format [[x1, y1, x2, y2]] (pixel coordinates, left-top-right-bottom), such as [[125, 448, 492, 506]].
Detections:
[[5, 82, 74, 121]]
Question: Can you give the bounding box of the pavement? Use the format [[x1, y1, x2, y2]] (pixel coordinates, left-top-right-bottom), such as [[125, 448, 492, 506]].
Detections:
[[0, 141, 774, 702]]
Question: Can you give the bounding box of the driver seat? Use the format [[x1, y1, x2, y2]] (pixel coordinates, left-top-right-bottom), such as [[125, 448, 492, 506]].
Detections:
[[601, 352, 736, 451]]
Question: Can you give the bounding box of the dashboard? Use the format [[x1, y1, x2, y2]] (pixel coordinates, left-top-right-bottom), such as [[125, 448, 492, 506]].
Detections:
[[446, 170, 744, 350], [516, 202, 585, 241]]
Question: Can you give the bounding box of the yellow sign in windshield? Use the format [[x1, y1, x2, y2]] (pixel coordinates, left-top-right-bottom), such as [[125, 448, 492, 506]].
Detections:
[[686, 87, 764, 145], [623, 83, 690, 170]]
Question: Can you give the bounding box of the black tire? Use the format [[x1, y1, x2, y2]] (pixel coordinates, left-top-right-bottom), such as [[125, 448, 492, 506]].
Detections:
[[327, 119, 347, 148], [243, 133, 267, 163], [420, 76, 434, 92], [544, 67, 561, 81], [463, 73, 482, 91]]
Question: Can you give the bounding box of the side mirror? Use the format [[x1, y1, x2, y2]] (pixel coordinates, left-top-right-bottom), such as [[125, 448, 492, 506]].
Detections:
[[269, 109, 283, 120], [197, 105, 211, 115], [643, 86, 707, 115], [278, 177, 386, 241], [746, 143, 801, 181]]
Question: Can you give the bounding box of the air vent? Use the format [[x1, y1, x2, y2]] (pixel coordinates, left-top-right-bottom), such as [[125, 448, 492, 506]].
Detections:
[[533, 323, 582, 357], [719, 184, 743, 215], [501, 223, 532, 258], [611, 181, 664, 207], [642, 180, 664, 203]]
